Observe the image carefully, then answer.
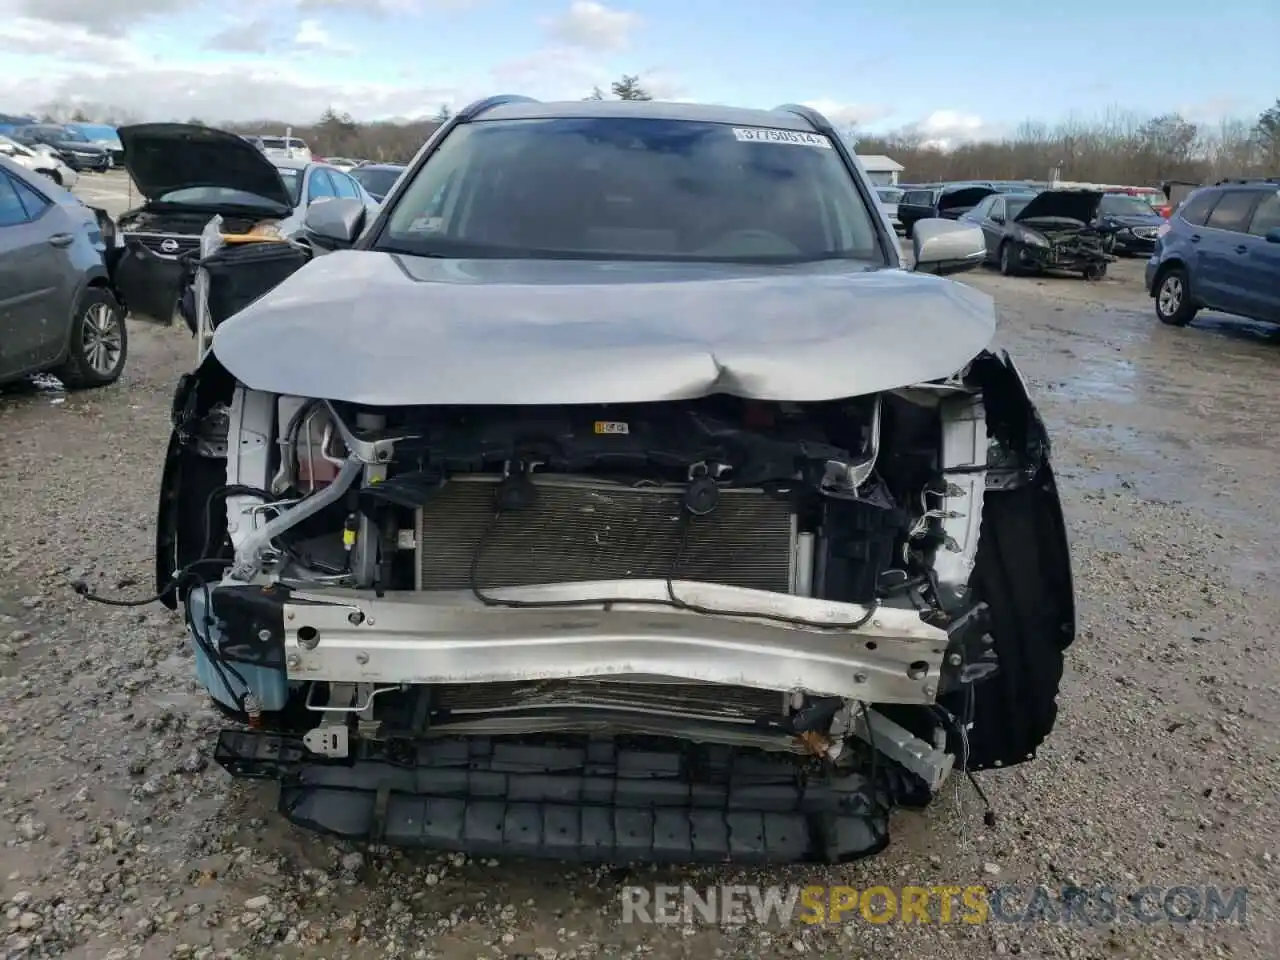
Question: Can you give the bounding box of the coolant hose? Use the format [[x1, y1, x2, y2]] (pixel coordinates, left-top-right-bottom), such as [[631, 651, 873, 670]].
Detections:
[[227, 457, 364, 582]]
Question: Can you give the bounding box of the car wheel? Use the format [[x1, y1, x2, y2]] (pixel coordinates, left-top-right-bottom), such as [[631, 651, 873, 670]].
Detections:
[[998, 242, 1019, 276], [53, 287, 128, 390], [1083, 264, 1107, 281], [39, 168, 62, 187], [1154, 267, 1197, 326]]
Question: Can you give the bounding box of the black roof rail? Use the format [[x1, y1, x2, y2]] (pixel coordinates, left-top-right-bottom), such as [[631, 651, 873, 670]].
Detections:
[[456, 95, 538, 122], [771, 103, 832, 136], [1213, 176, 1280, 186]]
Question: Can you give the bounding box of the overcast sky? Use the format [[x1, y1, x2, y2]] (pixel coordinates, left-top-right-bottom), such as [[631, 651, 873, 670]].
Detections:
[[1, 0, 1275, 145]]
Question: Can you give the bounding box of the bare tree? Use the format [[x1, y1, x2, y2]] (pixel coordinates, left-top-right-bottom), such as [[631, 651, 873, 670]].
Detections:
[[434, 104, 453, 123], [584, 86, 605, 101]]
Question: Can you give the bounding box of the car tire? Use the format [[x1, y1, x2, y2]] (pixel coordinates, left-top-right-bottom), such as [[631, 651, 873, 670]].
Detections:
[[1154, 267, 1197, 326], [1083, 264, 1107, 281], [998, 241, 1019, 276], [53, 287, 128, 390]]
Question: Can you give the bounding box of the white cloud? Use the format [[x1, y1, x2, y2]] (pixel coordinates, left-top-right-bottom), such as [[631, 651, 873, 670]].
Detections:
[[203, 17, 276, 53], [293, 17, 354, 53], [801, 99, 892, 128], [7, 0, 190, 37], [909, 110, 990, 149], [0, 61, 460, 124], [544, 1, 639, 50]]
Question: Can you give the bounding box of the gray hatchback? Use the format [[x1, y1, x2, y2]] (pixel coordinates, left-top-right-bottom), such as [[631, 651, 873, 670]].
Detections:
[[0, 154, 126, 388]]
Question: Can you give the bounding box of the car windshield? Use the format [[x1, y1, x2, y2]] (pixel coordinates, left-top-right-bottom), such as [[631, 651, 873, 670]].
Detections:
[[876, 187, 903, 203], [74, 124, 118, 140], [352, 166, 403, 198], [1100, 194, 1157, 216], [376, 117, 884, 264], [57, 127, 90, 142], [1006, 196, 1034, 218], [260, 137, 286, 149], [155, 186, 287, 208], [274, 166, 304, 205]]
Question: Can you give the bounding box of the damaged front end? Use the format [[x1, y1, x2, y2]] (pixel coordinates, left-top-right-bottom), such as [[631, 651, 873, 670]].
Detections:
[[155, 352, 1074, 863]]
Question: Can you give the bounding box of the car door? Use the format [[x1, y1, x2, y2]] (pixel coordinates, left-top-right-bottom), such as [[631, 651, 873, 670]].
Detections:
[[1194, 189, 1260, 316], [0, 168, 76, 379], [1240, 191, 1280, 323], [981, 196, 1006, 259]]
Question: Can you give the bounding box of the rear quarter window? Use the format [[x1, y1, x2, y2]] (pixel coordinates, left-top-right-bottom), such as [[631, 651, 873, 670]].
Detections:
[[1204, 190, 1258, 233]]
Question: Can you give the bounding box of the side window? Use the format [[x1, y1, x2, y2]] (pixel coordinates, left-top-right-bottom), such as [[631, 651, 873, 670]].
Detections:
[[0, 172, 31, 227], [1247, 192, 1280, 237], [1204, 190, 1258, 233], [1176, 190, 1217, 227], [331, 172, 359, 200], [307, 168, 336, 202], [12, 176, 51, 221]]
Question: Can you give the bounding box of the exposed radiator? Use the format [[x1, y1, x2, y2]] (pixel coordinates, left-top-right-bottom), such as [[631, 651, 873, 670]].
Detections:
[[430, 679, 786, 722], [414, 475, 796, 592]]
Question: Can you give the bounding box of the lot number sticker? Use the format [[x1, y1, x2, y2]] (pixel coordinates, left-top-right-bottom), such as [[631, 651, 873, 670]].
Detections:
[[732, 127, 832, 148]]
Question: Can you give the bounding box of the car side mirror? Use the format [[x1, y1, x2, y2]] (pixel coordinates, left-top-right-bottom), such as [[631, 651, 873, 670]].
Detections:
[[1267, 228, 1280, 244], [911, 219, 986, 275], [303, 197, 366, 249]]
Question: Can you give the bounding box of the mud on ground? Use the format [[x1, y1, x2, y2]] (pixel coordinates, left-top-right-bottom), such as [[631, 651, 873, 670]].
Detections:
[[1, 256, 1277, 959]]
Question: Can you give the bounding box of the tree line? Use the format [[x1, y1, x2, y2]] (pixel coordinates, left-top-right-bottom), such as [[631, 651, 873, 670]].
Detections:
[[27, 86, 1280, 185]]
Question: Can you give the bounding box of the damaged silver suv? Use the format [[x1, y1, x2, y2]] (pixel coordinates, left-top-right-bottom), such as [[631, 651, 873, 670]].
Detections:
[[151, 97, 1075, 863]]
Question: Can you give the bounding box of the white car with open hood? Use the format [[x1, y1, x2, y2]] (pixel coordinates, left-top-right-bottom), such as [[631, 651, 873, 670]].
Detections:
[[133, 97, 1076, 864]]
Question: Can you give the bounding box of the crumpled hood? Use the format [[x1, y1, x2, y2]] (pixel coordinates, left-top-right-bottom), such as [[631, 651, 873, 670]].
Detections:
[[118, 122, 292, 212], [211, 253, 997, 406], [1015, 189, 1103, 224]]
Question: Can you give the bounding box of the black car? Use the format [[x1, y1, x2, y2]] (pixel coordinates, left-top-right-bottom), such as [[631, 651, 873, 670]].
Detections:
[[1094, 192, 1165, 255], [112, 123, 300, 323], [961, 189, 1114, 279], [349, 162, 405, 202], [9, 124, 110, 173], [897, 182, 998, 237]]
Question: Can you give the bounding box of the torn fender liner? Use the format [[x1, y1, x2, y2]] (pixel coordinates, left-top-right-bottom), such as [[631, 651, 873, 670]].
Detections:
[[215, 730, 928, 863]]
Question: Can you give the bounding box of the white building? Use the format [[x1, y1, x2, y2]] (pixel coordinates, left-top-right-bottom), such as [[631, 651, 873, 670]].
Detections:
[[856, 155, 904, 186]]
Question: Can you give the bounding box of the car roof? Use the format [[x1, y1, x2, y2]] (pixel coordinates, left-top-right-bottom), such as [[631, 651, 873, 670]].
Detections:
[[478, 98, 817, 131], [355, 163, 405, 171], [272, 158, 311, 171]]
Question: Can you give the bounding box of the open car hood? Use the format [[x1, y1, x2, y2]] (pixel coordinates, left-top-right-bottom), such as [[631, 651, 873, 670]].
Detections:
[[1015, 189, 1104, 224], [118, 122, 292, 211], [937, 186, 998, 213], [210, 253, 997, 406]]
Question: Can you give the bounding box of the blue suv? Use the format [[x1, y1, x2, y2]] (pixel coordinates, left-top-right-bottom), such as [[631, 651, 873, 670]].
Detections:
[[1145, 178, 1280, 328]]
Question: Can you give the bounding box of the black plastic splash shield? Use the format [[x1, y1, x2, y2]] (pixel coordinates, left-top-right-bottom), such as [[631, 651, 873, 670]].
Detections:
[[215, 729, 923, 863]]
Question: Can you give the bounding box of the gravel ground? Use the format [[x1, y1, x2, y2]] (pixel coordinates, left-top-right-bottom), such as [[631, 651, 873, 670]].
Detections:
[[2, 248, 1278, 959]]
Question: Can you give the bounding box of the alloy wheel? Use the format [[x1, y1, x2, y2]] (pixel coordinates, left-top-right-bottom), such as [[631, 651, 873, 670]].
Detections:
[[1158, 275, 1182, 317], [82, 302, 123, 375]]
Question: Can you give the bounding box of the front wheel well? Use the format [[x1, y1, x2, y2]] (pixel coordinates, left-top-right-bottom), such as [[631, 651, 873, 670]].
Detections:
[[1150, 259, 1186, 298]]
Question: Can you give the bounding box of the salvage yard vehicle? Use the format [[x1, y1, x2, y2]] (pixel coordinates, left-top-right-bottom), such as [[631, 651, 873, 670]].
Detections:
[[975, 188, 1114, 279], [1146, 178, 1280, 328], [1094, 192, 1166, 255], [0, 134, 78, 189], [142, 97, 1075, 863], [0, 155, 126, 389], [897, 182, 998, 237], [113, 123, 378, 323], [8, 124, 110, 173]]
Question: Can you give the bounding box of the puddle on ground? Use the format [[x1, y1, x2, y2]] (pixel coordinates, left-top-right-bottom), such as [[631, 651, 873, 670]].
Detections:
[[1052, 357, 1137, 404]]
